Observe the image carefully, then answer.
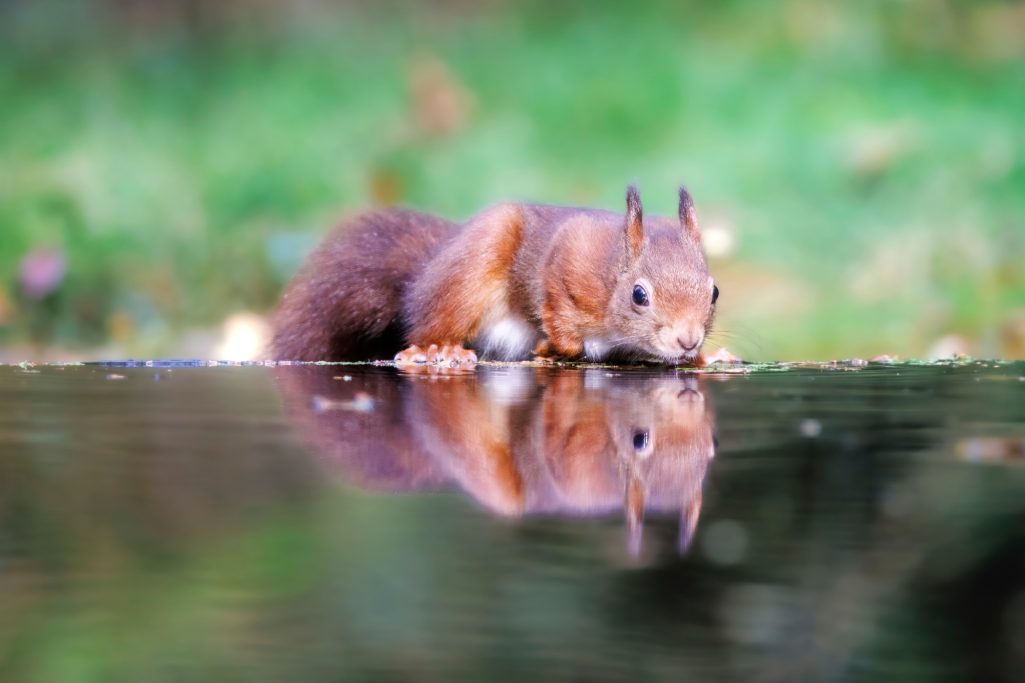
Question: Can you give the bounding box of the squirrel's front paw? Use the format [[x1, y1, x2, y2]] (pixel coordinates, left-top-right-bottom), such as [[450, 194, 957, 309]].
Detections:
[[395, 343, 477, 367], [427, 343, 478, 366]]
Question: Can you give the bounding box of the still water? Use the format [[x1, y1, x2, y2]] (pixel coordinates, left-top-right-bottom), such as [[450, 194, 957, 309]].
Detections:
[[1, 361, 1024, 682]]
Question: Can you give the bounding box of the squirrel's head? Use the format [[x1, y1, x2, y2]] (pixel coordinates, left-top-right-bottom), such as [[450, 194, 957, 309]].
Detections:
[[607, 185, 717, 364], [542, 370, 715, 555]]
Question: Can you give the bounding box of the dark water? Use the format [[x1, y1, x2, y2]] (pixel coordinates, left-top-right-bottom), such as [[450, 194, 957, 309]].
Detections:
[[2, 361, 1024, 682]]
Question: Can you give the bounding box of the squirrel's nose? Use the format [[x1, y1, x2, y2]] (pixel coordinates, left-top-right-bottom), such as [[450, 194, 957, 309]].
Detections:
[[678, 335, 701, 352]]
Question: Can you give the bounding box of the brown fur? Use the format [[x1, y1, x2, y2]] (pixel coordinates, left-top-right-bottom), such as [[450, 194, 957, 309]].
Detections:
[[539, 213, 622, 356], [402, 203, 525, 345], [271, 186, 717, 363], [271, 209, 458, 361], [403, 368, 530, 516]]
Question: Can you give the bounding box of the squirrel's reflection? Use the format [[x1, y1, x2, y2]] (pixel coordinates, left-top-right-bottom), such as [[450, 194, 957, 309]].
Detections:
[[276, 366, 716, 556]]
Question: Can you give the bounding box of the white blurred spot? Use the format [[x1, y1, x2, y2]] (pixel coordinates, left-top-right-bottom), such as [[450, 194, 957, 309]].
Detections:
[[483, 367, 535, 405], [214, 312, 270, 361], [703, 220, 737, 259], [800, 418, 822, 438], [927, 335, 972, 360], [312, 392, 375, 414]]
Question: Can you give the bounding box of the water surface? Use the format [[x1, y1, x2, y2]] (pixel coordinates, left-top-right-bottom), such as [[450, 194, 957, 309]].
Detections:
[[2, 361, 1024, 682]]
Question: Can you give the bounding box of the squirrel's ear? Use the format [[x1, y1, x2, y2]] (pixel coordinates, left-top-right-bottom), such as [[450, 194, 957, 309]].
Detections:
[[678, 185, 700, 241], [625, 184, 644, 259]]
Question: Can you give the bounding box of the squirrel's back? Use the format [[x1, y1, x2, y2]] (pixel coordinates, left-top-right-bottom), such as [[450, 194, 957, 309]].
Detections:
[[271, 209, 459, 361]]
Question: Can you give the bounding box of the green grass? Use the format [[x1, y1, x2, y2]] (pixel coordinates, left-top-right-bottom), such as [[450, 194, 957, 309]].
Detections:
[[1, 0, 1024, 359]]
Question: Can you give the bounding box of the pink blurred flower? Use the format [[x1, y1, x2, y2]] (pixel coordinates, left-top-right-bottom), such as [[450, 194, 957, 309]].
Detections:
[[19, 248, 67, 300]]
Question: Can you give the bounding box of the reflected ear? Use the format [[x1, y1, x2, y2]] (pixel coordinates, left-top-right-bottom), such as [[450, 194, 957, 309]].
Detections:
[[626, 472, 645, 558], [678, 185, 700, 241], [625, 185, 644, 259], [678, 491, 702, 555]]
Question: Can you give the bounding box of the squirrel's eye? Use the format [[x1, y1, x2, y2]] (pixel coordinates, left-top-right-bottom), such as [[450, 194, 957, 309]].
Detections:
[[632, 430, 650, 451], [712, 284, 720, 304], [632, 285, 649, 307]]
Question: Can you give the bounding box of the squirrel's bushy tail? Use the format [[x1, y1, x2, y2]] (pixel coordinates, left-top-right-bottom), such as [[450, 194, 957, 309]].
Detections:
[[271, 209, 459, 361]]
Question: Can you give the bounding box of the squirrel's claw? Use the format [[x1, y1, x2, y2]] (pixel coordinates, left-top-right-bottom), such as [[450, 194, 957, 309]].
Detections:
[[395, 345, 429, 365], [395, 344, 477, 367]]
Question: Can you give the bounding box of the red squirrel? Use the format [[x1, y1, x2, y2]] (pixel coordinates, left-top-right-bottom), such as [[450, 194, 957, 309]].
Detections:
[[273, 364, 715, 555], [272, 185, 720, 365]]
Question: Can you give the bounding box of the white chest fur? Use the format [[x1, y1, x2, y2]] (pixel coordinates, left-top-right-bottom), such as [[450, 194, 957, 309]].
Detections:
[[477, 316, 537, 361]]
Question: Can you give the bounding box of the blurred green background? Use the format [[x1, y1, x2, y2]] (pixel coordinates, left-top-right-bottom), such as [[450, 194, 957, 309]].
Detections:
[[1, 0, 1024, 362]]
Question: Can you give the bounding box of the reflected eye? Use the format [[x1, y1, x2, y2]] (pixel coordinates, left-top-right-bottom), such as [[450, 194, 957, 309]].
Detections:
[[632, 285, 649, 307], [712, 284, 719, 304], [632, 430, 650, 451]]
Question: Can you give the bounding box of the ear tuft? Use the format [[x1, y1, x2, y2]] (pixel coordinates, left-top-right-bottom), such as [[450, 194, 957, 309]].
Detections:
[[625, 185, 644, 259], [678, 185, 700, 240], [626, 472, 645, 558]]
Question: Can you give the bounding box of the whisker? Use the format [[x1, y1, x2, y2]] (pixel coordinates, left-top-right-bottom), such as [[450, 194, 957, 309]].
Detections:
[[603, 334, 648, 348], [706, 325, 765, 357], [707, 331, 744, 344]]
